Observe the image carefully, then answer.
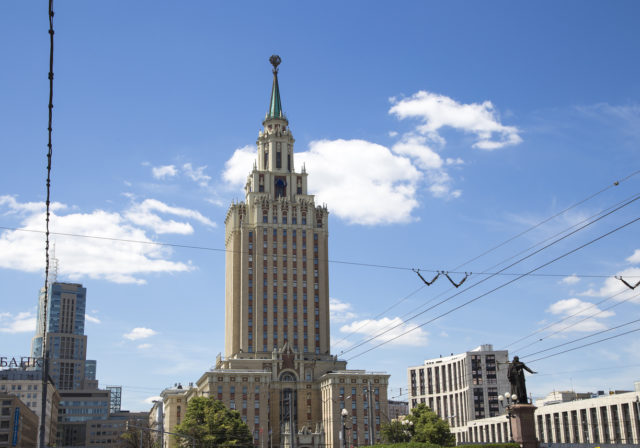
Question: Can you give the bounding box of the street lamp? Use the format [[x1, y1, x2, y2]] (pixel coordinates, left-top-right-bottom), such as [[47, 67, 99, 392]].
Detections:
[[401, 418, 413, 441], [341, 408, 349, 448], [498, 392, 517, 443]]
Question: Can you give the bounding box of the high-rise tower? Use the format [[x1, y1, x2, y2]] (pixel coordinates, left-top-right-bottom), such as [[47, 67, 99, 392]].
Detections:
[[31, 282, 97, 391], [153, 57, 389, 448], [225, 54, 330, 358]]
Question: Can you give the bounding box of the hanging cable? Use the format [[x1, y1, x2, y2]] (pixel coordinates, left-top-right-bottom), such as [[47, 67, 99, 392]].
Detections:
[[616, 276, 640, 290], [338, 195, 640, 357], [39, 1, 55, 447], [345, 214, 640, 360], [441, 271, 470, 288], [452, 169, 640, 271], [413, 269, 440, 286], [505, 288, 634, 350], [525, 327, 640, 364], [520, 317, 640, 359]]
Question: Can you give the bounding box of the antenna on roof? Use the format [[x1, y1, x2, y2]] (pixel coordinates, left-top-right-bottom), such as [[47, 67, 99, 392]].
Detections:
[[50, 242, 59, 284]]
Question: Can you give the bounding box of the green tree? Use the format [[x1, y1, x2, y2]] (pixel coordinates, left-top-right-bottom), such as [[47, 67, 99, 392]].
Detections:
[[173, 397, 253, 448], [381, 417, 414, 443], [408, 403, 455, 447]]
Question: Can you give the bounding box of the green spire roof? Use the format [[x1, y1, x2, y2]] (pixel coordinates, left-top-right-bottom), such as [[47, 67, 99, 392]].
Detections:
[[267, 55, 283, 119]]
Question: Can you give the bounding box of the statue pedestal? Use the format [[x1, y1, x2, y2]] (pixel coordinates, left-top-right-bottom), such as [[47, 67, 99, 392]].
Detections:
[[509, 404, 538, 448]]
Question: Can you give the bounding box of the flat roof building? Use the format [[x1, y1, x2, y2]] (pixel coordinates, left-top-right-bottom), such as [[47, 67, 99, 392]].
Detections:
[[407, 344, 510, 430]]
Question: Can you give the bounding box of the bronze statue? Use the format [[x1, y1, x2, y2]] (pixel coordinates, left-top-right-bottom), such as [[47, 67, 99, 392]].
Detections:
[[507, 356, 536, 404]]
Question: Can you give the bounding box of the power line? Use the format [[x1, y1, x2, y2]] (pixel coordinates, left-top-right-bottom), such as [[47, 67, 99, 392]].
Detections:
[[345, 214, 640, 360], [525, 327, 640, 364], [0, 224, 636, 281], [452, 169, 640, 270], [510, 290, 640, 353], [520, 317, 640, 359], [476, 192, 640, 276], [338, 195, 640, 357], [331, 190, 640, 349], [333, 284, 426, 349], [39, 2, 55, 447]]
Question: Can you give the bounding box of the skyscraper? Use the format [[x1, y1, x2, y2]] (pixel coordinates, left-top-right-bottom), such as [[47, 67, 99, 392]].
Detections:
[[30, 282, 109, 446], [31, 282, 97, 391], [224, 53, 330, 358], [152, 57, 389, 448]]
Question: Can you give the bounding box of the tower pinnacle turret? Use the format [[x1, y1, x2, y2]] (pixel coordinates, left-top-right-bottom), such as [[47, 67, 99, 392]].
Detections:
[[267, 55, 284, 120]]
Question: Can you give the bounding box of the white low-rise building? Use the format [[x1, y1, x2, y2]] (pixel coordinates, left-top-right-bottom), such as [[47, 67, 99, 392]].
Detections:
[[451, 382, 640, 445]]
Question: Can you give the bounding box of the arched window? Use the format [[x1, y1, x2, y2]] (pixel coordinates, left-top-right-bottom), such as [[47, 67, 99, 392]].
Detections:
[[275, 177, 286, 198], [280, 372, 297, 382]]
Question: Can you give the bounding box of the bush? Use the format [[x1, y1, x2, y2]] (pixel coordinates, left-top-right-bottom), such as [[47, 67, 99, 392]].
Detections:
[[456, 444, 520, 448], [370, 443, 442, 448]]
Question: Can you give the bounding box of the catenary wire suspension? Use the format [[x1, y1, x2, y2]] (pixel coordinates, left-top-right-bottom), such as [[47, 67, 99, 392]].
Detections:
[[616, 276, 640, 290], [39, 1, 55, 447], [345, 214, 640, 360]]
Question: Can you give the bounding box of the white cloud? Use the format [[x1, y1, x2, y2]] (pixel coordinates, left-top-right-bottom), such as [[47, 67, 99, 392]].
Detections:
[[546, 298, 614, 332], [330, 298, 357, 322], [391, 134, 443, 170], [125, 198, 215, 235], [124, 327, 157, 340], [561, 274, 580, 285], [85, 314, 101, 324], [221, 90, 521, 224], [298, 140, 421, 224], [182, 163, 212, 187], [224, 140, 421, 225], [339, 317, 428, 347], [151, 165, 177, 179], [0, 196, 195, 284], [580, 268, 640, 301], [223, 145, 256, 186], [627, 249, 640, 264], [143, 395, 162, 405], [389, 91, 522, 150], [0, 311, 36, 333], [138, 343, 152, 349]]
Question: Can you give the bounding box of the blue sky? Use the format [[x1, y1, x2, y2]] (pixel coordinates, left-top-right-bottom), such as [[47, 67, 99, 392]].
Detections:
[[1, 1, 640, 411]]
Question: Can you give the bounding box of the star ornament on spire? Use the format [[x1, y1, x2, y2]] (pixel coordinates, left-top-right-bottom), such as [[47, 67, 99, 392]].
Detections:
[[269, 54, 281, 73]]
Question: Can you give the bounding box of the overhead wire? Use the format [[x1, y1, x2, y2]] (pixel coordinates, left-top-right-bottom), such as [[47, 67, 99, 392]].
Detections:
[[525, 327, 640, 364], [520, 317, 640, 359], [39, 2, 55, 447], [452, 169, 640, 271], [329, 190, 640, 349], [509, 290, 640, 353], [338, 195, 640, 357], [345, 213, 640, 361], [1, 224, 635, 280]]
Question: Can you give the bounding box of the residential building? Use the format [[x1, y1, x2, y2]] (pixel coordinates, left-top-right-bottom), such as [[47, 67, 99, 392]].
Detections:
[[407, 344, 509, 430], [387, 400, 409, 420], [151, 56, 390, 448], [0, 368, 60, 446], [0, 394, 39, 448]]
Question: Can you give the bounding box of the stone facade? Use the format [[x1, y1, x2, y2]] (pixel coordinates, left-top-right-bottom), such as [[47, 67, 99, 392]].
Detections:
[[151, 57, 390, 448]]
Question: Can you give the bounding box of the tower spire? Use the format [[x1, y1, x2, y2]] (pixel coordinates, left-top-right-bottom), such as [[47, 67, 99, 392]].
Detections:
[[267, 55, 283, 119]]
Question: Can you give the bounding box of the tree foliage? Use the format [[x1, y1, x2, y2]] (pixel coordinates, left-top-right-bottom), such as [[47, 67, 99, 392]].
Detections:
[[381, 418, 413, 443], [408, 403, 455, 447], [173, 397, 253, 448]]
